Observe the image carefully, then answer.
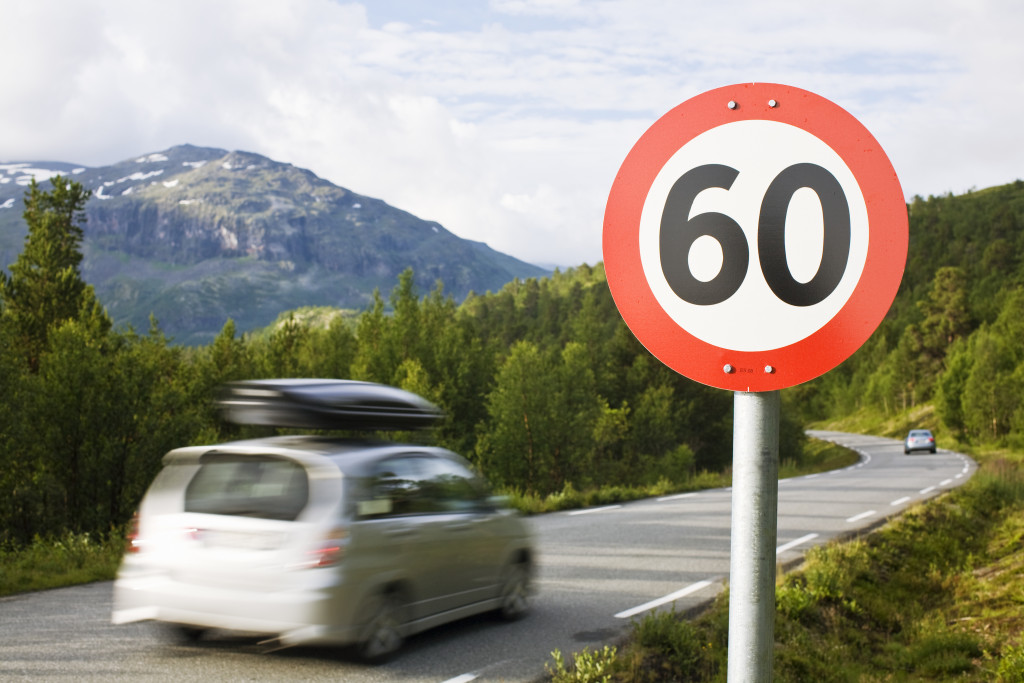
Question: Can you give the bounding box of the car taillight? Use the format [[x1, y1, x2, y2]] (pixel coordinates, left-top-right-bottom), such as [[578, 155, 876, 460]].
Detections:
[[306, 527, 348, 568], [126, 511, 142, 553]]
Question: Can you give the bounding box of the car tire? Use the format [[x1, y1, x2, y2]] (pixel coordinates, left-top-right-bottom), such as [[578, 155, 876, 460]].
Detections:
[[497, 562, 531, 621], [168, 624, 207, 643], [357, 591, 405, 663], [904, 449, 910, 454]]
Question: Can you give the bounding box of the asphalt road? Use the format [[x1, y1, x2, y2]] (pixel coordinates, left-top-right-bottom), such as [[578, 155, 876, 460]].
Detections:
[[0, 431, 974, 682]]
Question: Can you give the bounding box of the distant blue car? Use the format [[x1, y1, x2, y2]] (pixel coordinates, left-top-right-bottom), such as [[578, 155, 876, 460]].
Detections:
[[904, 429, 937, 454]]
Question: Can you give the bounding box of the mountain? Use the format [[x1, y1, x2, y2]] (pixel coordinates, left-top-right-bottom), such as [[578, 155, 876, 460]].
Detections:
[[0, 145, 550, 344]]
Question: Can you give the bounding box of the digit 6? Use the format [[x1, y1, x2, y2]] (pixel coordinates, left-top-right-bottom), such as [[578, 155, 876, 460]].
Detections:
[[660, 164, 748, 306]]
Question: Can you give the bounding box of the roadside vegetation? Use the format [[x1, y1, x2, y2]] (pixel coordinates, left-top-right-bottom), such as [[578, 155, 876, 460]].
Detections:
[[0, 530, 124, 597], [547, 436, 1024, 682], [507, 438, 855, 515]]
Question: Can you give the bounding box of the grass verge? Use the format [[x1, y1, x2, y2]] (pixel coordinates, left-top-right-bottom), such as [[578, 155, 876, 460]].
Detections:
[[507, 437, 858, 515], [0, 530, 125, 597], [545, 449, 1024, 682]]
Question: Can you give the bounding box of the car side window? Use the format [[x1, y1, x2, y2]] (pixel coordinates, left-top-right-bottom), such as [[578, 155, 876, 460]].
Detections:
[[357, 454, 489, 519], [359, 456, 426, 518], [418, 457, 489, 512]]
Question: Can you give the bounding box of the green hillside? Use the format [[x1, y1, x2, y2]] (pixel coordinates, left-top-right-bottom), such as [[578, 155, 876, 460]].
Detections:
[[789, 180, 1024, 445]]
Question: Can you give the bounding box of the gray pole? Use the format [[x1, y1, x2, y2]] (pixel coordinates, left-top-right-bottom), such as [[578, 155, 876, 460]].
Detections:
[[727, 389, 780, 682]]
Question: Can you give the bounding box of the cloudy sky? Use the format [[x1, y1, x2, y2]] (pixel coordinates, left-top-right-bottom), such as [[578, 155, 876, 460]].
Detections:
[[2, 0, 1021, 267]]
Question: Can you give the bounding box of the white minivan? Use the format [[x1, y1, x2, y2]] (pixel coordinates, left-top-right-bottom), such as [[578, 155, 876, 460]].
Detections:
[[112, 380, 534, 661]]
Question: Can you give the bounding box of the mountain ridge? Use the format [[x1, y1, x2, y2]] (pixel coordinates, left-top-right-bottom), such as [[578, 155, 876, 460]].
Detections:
[[0, 145, 550, 344]]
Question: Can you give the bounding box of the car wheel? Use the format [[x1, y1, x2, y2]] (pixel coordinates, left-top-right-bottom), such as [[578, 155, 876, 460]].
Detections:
[[904, 449, 910, 454], [930, 447, 937, 454], [358, 592, 405, 663], [497, 562, 531, 621], [168, 624, 207, 643]]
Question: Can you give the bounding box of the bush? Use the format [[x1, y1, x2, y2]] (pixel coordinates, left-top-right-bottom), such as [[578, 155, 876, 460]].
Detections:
[[0, 530, 125, 596], [547, 646, 619, 683], [997, 642, 1024, 682]]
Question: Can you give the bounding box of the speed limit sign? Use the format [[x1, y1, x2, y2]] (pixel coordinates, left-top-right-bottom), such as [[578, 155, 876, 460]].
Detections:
[[604, 83, 908, 392]]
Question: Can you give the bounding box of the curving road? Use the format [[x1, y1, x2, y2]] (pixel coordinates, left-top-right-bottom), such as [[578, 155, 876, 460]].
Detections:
[[0, 431, 974, 682]]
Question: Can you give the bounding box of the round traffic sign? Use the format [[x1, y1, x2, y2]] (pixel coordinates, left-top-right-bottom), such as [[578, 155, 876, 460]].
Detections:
[[603, 83, 908, 392]]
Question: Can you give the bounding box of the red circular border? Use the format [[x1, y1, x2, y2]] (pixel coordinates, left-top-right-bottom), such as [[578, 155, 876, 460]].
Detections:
[[603, 83, 908, 392]]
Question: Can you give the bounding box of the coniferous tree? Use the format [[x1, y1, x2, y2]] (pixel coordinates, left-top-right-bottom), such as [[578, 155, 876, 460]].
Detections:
[[0, 176, 108, 369]]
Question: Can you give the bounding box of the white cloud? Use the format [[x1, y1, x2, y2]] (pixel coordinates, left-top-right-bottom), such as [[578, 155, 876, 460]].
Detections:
[[1, 0, 1022, 267]]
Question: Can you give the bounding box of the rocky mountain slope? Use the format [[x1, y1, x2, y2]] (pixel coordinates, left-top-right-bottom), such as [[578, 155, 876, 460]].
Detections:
[[0, 145, 549, 344]]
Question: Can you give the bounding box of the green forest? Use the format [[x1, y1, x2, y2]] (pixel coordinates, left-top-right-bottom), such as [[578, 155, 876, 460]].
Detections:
[[2, 176, 1023, 548]]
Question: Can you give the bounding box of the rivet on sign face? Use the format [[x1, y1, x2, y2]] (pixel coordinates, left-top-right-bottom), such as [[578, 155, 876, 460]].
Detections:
[[724, 364, 735, 374], [768, 99, 778, 108], [764, 365, 776, 374], [727, 101, 738, 110]]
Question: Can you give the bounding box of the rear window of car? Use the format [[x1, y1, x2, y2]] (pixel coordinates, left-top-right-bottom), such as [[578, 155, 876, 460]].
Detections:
[[184, 453, 310, 521]]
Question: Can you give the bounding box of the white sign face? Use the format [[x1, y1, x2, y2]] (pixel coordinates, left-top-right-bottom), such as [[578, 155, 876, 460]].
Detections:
[[638, 120, 870, 352]]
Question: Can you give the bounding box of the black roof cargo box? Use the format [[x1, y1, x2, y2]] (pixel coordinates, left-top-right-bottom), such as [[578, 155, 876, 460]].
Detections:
[[218, 379, 444, 431]]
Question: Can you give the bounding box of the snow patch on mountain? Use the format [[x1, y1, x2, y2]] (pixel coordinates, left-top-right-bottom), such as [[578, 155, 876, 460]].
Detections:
[[0, 163, 69, 186]]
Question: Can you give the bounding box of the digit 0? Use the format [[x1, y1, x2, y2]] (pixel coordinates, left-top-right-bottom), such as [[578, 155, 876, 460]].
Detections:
[[758, 163, 850, 307]]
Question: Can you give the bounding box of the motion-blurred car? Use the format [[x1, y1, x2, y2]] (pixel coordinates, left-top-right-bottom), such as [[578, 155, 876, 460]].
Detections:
[[904, 429, 937, 454], [112, 380, 534, 662]]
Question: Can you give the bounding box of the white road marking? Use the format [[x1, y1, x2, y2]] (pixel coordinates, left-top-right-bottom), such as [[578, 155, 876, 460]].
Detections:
[[614, 580, 714, 619], [568, 505, 622, 516], [775, 533, 819, 555], [846, 510, 876, 523], [891, 496, 912, 506], [442, 674, 478, 683], [920, 486, 936, 495]]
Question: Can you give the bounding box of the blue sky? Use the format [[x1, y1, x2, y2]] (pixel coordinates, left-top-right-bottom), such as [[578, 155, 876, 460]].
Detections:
[[2, 0, 1021, 267]]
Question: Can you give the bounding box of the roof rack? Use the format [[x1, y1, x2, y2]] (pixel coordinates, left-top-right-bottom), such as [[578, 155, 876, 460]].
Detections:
[[218, 379, 444, 431]]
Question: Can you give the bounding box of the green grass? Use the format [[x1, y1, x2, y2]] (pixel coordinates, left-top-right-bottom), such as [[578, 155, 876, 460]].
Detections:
[[779, 438, 859, 478], [506, 438, 858, 516], [0, 530, 125, 597], [545, 445, 1024, 682], [502, 471, 732, 515]]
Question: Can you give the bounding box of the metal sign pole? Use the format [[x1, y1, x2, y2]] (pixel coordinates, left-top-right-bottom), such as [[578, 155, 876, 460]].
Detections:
[[727, 389, 780, 682]]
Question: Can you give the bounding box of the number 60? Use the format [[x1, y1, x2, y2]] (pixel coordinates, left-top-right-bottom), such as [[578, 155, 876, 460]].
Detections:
[[660, 163, 851, 307]]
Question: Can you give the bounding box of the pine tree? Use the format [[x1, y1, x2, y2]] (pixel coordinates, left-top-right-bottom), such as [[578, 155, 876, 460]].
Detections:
[[0, 176, 107, 369]]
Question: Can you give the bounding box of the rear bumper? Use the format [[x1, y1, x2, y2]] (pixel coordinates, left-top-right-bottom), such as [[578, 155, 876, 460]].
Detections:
[[111, 571, 360, 646]]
